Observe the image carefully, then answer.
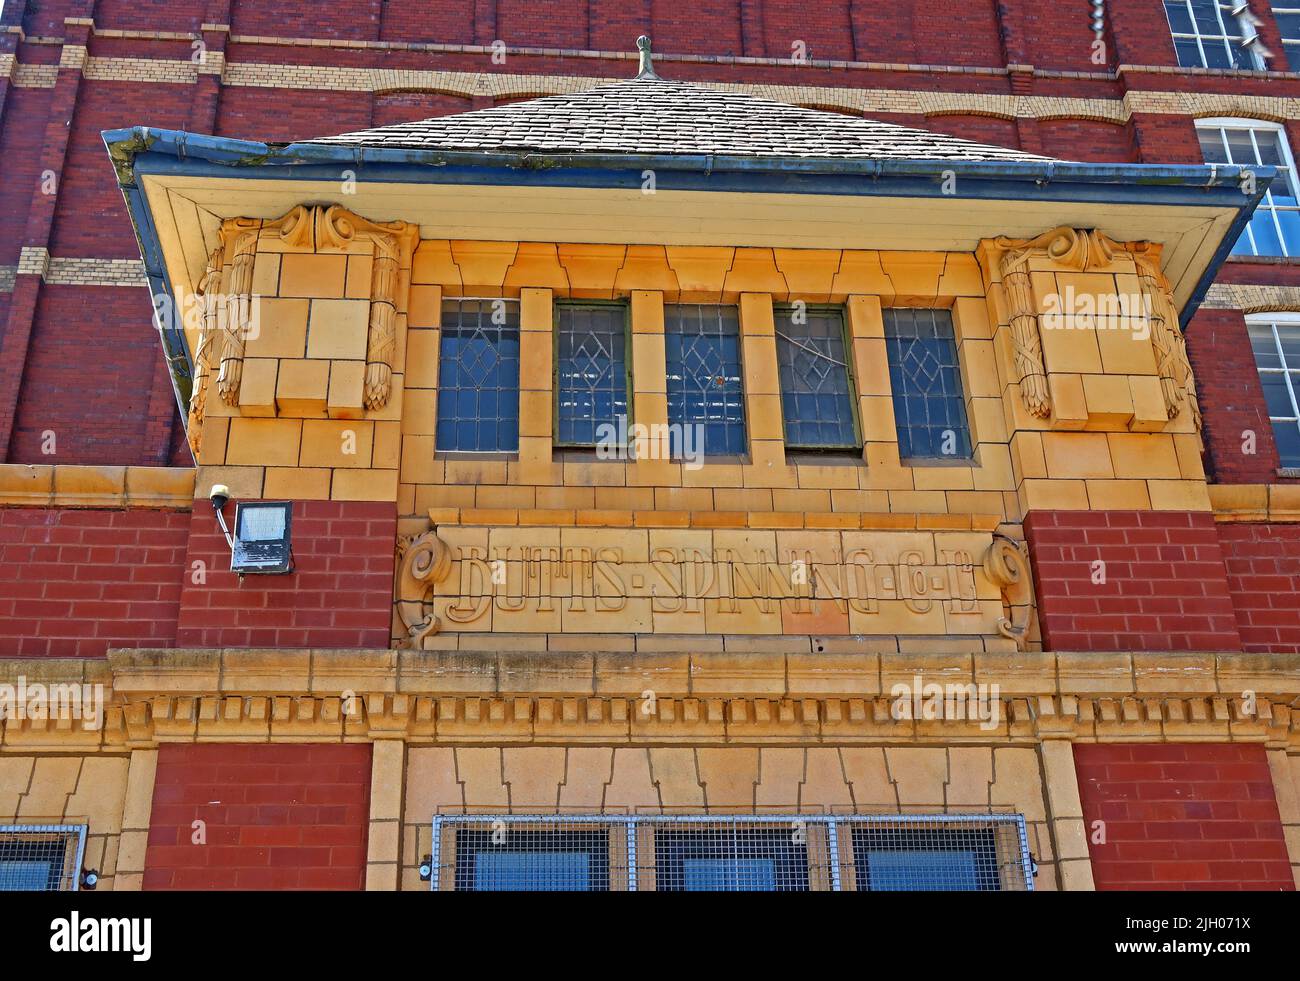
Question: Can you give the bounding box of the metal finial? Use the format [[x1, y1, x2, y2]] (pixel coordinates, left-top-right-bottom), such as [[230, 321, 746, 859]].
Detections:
[[635, 35, 658, 79]]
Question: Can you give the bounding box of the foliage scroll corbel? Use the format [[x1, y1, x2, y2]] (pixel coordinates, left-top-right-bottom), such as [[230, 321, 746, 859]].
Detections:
[[984, 534, 1032, 649], [1128, 242, 1202, 431], [186, 244, 226, 453], [395, 528, 453, 649]]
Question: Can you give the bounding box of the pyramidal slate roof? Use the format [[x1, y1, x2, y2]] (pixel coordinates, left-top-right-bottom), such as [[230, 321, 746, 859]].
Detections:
[[306, 76, 1055, 163]]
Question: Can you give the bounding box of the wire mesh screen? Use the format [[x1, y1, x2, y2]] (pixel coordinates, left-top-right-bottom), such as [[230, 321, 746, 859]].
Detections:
[[430, 814, 1031, 892], [0, 825, 86, 892]]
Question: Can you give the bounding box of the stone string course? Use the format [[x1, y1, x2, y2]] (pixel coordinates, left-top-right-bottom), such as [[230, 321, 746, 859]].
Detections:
[[7, 50, 1300, 124]]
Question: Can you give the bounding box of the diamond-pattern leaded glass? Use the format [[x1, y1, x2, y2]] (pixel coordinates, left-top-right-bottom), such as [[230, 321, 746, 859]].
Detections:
[[665, 304, 746, 456], [883, 308, 971, 460], [556, 303, 629, 446], [435, 299, 520, 452], [774, 305, 858, 449]]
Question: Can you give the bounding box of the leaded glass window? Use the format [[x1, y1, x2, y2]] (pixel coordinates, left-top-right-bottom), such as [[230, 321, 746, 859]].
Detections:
[[664, 304, 746, 456], [435, 299, 520, 452], [1247, 315, 1300, 467], [883, 308, 972, 461], [555, 302, 630, 447], [774, 305, 859, 450]]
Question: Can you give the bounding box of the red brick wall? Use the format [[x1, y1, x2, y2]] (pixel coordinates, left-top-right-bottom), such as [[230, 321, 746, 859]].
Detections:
[[176, 499, 396, 649], [1023, 510, 1242, 652], [1186, 307, 1298, 485], [0, 506, 189, 658], [1217, 523, 1300, 654], [1075, 743, 1294, 891], [143, 743, 372, 890]]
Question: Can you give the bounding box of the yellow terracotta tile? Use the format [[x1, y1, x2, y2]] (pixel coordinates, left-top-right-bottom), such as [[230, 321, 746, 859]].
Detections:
[[1039, 317, 1102, 375], [936, 253, 986, 297], [408, 285, 442, 328], [519, 391, 551, 438], [306, 299, 369, 360], [226, 418, 302, 467], [558, 244, 625, 298], [404, 329, 440, 389], [1019, 478, 1089, 511], [327, 360, 366, 420], [632, 334, 666, 393], [1048, 373, 1087, 429], [1147, 479, 1212, 511], [616, 246, 679, 295], [666, 247, 733, 301], [237, 358, 278, 417], [1009, 432, 1047, 481], [195, 464, 264, 500], [299, 419, 374, 469], [1042, 432, 1115, 479], [279, 253, 347, 298], [245, 297, 309, 359], [251, 252, 280, 296], [952, 295, 993, 342], [332, 468, 399, 502], [504, 244, 569, 294], [1097, 322, 1158, 375], [1085, 479, 1151, 510], [1107, 433, 1180, 479], [738, 293, 775, 336], [344, 254, 373, 299], [630, 289, 664, 334], [520, 287, 552, 331], [401, 388, 437, 436], [263, 467, 331, 500], [412, 240, 462, 290], [275, 358, 329, 415], [373, 421, 401, 470], [879, 252, 943, 304], [832, 253, 894, 301], [747, 393, 784, 440], [1129, 375, 1169, 432], [1082, 373, 1134, 428], [450, 241, 517, 289], [741, 335, 779, 395], [400, 434, 440, 483], [724, 249, 787, 297], [774, 249, 839, 301]]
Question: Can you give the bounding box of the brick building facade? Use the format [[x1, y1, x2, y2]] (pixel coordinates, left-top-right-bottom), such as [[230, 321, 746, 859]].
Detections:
[[0, 0, 1298, 893]]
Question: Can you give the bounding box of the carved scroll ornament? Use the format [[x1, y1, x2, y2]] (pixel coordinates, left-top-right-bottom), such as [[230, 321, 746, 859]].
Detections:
[[394, 528, 453, 649], [983, 534, 1032, 650], [992, 226, 1125, 419]]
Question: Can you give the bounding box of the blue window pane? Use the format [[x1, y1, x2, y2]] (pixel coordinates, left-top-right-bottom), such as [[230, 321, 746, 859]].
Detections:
[[883, 308, 972, 460], [454, 829, 609, 891], [852, 825, 1002, 891], [654, 827, 809, 891], [864, 850, 979, 891], [435, 300, 520, 452], [1249, 211, 1284, 256], [664, 304, 746, 456], [474, 851, 591, 891], [1165, 1, 1194, 34], [1274, 419, 1300, 467], [774, 306, 858, 448], [0, 860, 58, 890], [683, 858, 776, 891], [556, 303, 629, 447]]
